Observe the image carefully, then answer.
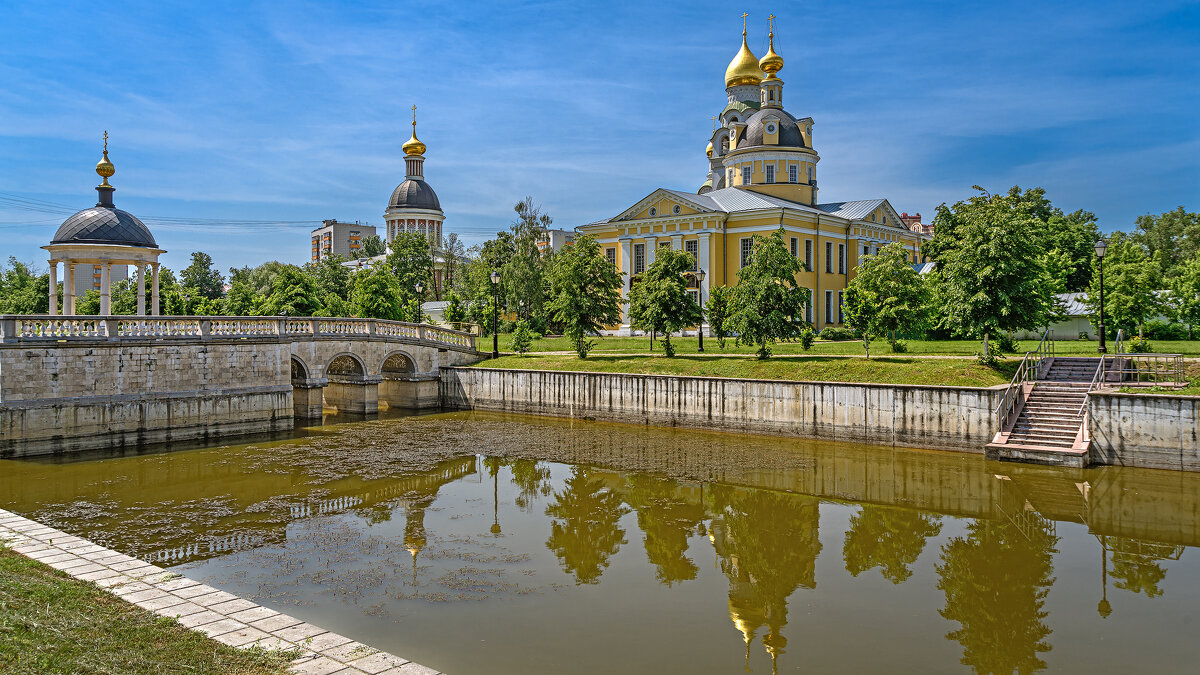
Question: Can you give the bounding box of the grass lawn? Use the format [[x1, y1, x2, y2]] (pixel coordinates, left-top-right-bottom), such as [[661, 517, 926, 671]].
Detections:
[[508, 335, 1200, 358], [0, 546, 294, 675], [1118, 362, 1200, 396], [475, 353, 1018, 387]]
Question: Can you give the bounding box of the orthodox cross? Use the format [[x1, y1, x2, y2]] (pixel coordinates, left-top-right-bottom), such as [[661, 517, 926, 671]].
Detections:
[[711, 114, 718, 131], [103, 130, 108, 153], [740, 12, 749, 33], [411, 105, 417, 129]]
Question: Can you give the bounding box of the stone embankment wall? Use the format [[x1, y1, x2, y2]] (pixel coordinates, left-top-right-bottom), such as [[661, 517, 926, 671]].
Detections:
[[1089, 392, 1200, 471], [440, 367, 1004, 451], [1, 341, 293, 457]]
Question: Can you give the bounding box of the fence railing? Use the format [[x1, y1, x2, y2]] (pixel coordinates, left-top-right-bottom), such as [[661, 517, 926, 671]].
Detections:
[[1100, 353, 1186, 387], [0, 315, 476, 351], [994, 329, 1054, 431]]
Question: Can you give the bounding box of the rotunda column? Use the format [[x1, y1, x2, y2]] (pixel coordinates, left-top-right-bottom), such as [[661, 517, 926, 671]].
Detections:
[[151, 263, 160, 316], [136, 263, 147, 316], [64, 261, 76, 315], [99, 263, 111, 315], [47, 260, 58, 316]]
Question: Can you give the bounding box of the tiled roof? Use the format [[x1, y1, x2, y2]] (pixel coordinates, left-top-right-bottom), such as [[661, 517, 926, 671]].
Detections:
[[51, 206, 157, 248], [816, 199, 887, 220]]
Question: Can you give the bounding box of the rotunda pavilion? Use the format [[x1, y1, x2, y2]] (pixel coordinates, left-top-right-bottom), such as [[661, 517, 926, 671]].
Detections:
[[43, 134, 165, 316]]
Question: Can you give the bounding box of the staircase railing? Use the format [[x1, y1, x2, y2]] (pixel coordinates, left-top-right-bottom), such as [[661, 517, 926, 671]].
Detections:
[[1077, 357, 1106, 419], [1114, 329, 1124, 355], [994, 329, 1054, 432]]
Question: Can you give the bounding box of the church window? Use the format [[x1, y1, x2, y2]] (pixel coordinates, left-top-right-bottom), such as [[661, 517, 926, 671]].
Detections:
[[685, 239, 698, 268], [864, 245, 870, 256], [768, 90, 775, 101], [825, 242, 833, 273], [688, 290, 699, 305], [839, 244, 846, 274], [740, 237, 754, 269], [805, 239, 813, 270], [648, 207, 657, 217], [789, 165, 798, 183], [672, 204, 681, 214], [790, 237, 798, 258], [808, 165, 815, 182], [634, 244, 646, 274], [659, 241, 671, 249], [605, 248, 616, 266], [727, 169, 734, 185], [825, 290, 833, 325], [765, 165, 775, 183], [742, 166, 751, 185]]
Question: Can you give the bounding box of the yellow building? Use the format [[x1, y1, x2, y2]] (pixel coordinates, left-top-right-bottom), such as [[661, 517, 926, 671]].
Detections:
[[578, 18, 930, 334]]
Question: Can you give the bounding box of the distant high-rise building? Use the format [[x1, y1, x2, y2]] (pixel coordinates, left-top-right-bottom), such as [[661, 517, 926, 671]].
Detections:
[[310, 220, 377, 262]]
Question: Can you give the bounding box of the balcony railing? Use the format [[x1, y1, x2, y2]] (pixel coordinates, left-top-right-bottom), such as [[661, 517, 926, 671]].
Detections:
[[0, 315, 476, 351]]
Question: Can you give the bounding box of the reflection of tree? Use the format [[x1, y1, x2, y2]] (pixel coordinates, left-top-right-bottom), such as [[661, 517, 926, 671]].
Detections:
[[509, 459, 552, 511], [843, 505, 942, 584], [545, 468, 629, 584], [1109, 538, 1169, 598], [709, 485, 822, 671], [936, 519, 1058, 674], [624, 474, 705, 586]]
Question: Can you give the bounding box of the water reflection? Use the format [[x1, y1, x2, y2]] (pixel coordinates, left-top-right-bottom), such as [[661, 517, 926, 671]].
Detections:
[[2, 412, 1200, 674]]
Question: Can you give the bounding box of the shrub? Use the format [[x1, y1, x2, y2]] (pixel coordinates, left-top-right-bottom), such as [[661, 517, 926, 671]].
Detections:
[[1128, 336, 1153, 353], [1142, 320, 1187, 340], [994, 333, 1019, 354], [499, 318, 518, 334], [975, 351, 1002, 367], [891, 339, 909, 353], [1078, 331, 1090, 340], [818, 327, 855, 341], [509, 319, 535, 354], [799, 328, 815, 351]]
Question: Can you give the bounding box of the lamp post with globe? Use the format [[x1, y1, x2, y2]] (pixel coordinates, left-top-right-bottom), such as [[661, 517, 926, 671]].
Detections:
[[490, 271, 501, 359], [1095, 239, 1108, 355]]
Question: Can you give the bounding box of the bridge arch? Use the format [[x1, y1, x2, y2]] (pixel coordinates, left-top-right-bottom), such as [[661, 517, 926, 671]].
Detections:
[[380, 350, 417, 379], [326, 352, 367, 378], [290, 355, 310, 382]]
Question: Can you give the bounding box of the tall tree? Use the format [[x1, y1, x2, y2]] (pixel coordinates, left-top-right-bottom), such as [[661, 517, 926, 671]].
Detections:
[[729, 228, 809, 359], [357, 234, 386, 259], [923, 187, 1054, 357], [385, 232, 434, 305], [225, 280, 263, 316], [503, 197, 552, 321], [1169, 250, 1200, 339], [705, 284, 734, 350], [1134, 206, 1200, 278], [229, 261, 289, 297], [352, 267, 404, 321], [0, 258, 48, 314], [437, 232, 466, 300], [262, 265, 322, 316], [1085, 234, 1164, 338], [546, 234, 623, 358], [627, 248, 701, 357], [844, 243, 931, 355], [180, 252, 224, 300]]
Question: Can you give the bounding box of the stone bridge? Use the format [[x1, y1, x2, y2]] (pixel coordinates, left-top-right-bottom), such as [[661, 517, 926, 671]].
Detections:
[[0, 315, 484, 456]]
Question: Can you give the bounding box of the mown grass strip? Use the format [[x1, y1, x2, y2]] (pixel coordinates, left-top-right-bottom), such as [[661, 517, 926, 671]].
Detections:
[[0, 545, 293, 675]]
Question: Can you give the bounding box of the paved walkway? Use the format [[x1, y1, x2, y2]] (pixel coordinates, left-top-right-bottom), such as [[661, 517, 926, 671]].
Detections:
[[0, 508, 441, 675]]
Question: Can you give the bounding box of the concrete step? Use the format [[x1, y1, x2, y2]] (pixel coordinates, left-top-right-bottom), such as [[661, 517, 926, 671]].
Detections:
[[1014, 421, 1082, 431], [988, 442, 1089, 468], [1007, 435, 1076, 448]]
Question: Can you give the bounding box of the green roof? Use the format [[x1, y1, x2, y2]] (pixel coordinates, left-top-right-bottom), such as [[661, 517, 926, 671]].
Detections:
[[721, 100, 761, 118]]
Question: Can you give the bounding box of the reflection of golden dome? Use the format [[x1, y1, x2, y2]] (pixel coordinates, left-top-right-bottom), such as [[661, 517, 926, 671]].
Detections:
[[96, 131, 115, 186], [725, 33, 763, 87], [706, 140, 714, 158]]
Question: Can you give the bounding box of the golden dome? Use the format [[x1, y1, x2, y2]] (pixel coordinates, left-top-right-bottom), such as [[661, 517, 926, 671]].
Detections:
[[759, 37, 783, 77], [96, 131, 115, 186], [403, 104, 427, 156], [725, 32, 763, 87], [706, 140, 714, 158]]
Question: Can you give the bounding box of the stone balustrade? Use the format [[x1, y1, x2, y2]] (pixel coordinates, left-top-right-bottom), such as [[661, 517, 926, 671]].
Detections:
[[0, 315, 476, 352]]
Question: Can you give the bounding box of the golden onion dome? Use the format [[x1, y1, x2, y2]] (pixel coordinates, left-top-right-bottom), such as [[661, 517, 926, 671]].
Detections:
[[759, 39, 783, 77], [402, 129, 426, 157], [706, 140, 714, 158], [96, 131, 115, 186], [725, 32, 763, 87]]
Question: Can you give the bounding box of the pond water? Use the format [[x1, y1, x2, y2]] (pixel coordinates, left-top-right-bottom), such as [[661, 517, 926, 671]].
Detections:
[[3, 411, 1200, 674]]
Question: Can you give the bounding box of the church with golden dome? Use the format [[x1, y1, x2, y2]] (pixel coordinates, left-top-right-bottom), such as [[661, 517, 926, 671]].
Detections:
[[578, 16, 930, 334]]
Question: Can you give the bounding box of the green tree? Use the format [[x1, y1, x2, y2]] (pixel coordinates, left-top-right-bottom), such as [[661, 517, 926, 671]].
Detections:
[[262, 265, 322, 316], [225, 280, 263, 316], [180, 252, 224, 300], [503, 197, 552, 321], [729, 229, 809, 359], [352, 267, 404, 320], [545, 468, 630, 584], [307, 255, 352, 301], [1133, 206, 1200, 277], [229, 261, 289, 297], [546, 234, 623, 358], [843, 505, 942, 584], [627, 249, 701, 357], [1085, 234, 1163, 339], [357, 234, 386, 259], [443, 292, 466, 327], [75, 289, 100, 315], [385, 232, 434, 305], [844, 243, 930, 355], [923, 187, 1054, 358], [436, 232, 466, 300], [1170, 251, 1200, 339], [0, 258, 49, 314], [705, 284, 733, 349], [509, 319, 535, 354]]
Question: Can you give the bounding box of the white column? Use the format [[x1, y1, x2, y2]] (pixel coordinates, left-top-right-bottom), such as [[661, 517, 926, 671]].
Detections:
[[619, 238, 632, 334], [151, 263, 160, 316], [99, 263, 111, 315], [645, 235, 658, 268], [670, 234, 683, 250], [47, 260, 58, 316], [136, 264, 147, 316], [64, 262, 75, 315]]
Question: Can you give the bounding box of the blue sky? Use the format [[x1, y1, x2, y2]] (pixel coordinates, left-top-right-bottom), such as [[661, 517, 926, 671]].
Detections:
[[1, 0, 1197, 273]]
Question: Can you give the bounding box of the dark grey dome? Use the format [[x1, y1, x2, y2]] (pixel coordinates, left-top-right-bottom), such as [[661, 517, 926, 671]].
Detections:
[[388, 179, 441, 211], [740, 108, 807, 150], [52, 206, 157, 248]]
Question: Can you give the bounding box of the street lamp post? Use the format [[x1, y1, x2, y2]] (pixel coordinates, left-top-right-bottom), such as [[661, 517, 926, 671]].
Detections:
[[414, 282, 423, 323], [489, 270, 500, 359], [1095, 239, 1108, 355], [695, 268, 706, 352]]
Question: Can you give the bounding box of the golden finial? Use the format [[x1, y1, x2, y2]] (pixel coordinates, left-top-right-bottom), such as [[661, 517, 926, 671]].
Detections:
[[403, 104, 427, 157], [760, 15, 784, 77], [96, 130, 115, 186], [411, 104, 417, 131], [711, 114, 718, 131], [740, 11, 749, 35]]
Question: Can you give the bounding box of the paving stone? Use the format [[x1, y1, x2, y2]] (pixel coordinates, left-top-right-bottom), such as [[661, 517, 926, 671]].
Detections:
[[108, 559, 152, 572], [173, 583, 220, 599], [250, 613, 304, 632], [158, 577, 202, 592], [111, 581, 154, 597], [306, 632, 353, 651], [391, 663, 440, 675], [228, 606, 279, 623], [238, 635, 293, 652], [349, 651, 408, 674], [192, 590, 240, 607], [177, 610, 225, 628], [75, 568, 123, 582], [26, 549, 69, 561], [326, 641, 378, 663], [64, 562, 105, 576], [155, 601, 207, 619], [291, 655, 351, 675], [122, 587, 171, 603], [93, 575, 137, 589], [212, 626, 272, 648], [195, 618, 246, 638], [133, 593, 186, 611], [209, 598, 258, 615], [275, 622, 329, 644]]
